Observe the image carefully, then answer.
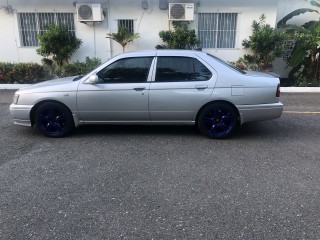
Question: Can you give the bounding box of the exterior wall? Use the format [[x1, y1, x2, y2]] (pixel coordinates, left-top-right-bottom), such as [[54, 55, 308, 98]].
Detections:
[[195, 0, 278, 62], [0, 0, 278, 66], [0, 0, 21, 62], [0, 0, 110, 63]]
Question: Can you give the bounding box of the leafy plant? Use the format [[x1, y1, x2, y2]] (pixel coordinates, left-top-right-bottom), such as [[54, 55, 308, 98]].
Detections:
[[37, 24, 82, 68], [284, 22, 320, 86], [156, 22, 200, 49], [242, 14, 287, 71], [106, 27, 140, 52]]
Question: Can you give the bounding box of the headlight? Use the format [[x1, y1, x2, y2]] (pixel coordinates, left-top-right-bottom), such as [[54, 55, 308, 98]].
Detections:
[[13, 94, 19, 104]]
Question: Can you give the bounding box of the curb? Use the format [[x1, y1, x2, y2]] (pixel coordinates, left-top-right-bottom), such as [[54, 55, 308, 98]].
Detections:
[[280, 87, 320, 93], [0, 84, 30, 90], [1, 84, 320, 93]]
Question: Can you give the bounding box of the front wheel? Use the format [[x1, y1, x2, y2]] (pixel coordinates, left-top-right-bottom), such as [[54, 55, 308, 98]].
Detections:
[[197, 102, 238, 139], [35, 102, 74, 137]]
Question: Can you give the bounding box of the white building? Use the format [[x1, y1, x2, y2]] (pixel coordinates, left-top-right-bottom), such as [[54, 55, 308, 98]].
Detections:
[[0, 0, 318, 77]]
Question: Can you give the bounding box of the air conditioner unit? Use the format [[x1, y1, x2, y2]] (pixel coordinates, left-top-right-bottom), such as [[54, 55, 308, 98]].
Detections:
[[77, 3, 104, 22], [169, 3, 194, 21]]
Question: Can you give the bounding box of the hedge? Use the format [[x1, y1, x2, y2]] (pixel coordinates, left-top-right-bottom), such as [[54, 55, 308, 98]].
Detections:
[[0, 57, 102, 84], [0, 62, 47, 84]]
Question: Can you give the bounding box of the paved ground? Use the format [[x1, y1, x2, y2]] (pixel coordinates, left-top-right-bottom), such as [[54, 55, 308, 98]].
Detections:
[[1, 90, 320, 239]]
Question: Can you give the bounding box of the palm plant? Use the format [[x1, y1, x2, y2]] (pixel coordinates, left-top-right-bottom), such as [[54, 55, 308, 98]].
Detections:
[[106, 27, 140, 52], [277, 0, 320, 85]]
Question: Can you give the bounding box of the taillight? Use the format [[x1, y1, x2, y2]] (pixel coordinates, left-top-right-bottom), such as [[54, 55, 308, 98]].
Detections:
[[276, 84, 280, 97]]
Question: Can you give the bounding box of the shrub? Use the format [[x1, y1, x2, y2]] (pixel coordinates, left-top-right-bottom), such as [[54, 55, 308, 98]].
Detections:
[[37, 24, 82, 67], [58, 57, 102, 77], [242, 14, 287, 71], [156, 22, 200, 49], [0, 62, 47, 84]]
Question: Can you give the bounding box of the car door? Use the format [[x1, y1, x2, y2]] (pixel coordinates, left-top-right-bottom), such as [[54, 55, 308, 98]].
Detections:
[[77, 56, 154, 122], [149, 55, 216, 122]]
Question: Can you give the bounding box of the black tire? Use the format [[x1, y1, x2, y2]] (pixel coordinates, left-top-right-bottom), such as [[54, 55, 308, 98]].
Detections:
[[35, 102, 74, 137], [197, 102, 238, 139]]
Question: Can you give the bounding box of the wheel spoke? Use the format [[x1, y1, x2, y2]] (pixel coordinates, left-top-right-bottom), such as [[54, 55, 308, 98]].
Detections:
[[221, 114, 231, 124], [210, 123, 218, 132], [48, 108, 56, 119], [212, 107, 220, 117], [54, 122, 63, 131], [210, 122, 226, 133], [203, 116, 214, 124], [39, 114, 49, 122], [56, 114, 66, 123]]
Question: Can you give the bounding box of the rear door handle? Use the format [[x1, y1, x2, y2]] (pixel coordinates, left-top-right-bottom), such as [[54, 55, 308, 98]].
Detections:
[[195, 85, 208, 90], [133, 87, 145, 91]]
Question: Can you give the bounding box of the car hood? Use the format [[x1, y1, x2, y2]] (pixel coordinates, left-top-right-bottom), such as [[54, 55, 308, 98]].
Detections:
[[244, 71, 280, 78], [17, 76, 82, 93]]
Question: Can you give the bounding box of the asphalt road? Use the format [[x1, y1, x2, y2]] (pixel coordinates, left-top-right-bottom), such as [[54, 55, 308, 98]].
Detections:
[[1, 90, 320, 240]]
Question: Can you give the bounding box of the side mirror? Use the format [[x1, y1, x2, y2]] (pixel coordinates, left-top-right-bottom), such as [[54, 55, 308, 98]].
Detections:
[[87, 75, 99, 84]]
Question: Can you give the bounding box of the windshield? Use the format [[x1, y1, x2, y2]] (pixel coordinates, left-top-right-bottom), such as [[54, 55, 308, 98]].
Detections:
[[207, 54, 246, 75]]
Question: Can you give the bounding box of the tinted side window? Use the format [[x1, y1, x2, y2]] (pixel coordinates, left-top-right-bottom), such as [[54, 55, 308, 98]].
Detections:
[[97, 57, 153, 83], [155, 57, 212, 82]]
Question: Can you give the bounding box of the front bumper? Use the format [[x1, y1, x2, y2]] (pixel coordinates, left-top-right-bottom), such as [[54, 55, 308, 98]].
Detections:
[[237, 102, 283, 125], [9, 104, 33, 127]]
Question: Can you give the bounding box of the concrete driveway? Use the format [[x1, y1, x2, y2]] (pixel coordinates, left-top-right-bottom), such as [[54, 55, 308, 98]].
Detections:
[[1, 90, 320, 239]]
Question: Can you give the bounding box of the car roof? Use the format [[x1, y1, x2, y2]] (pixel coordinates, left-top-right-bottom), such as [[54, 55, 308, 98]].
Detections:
[[117, 50, 207, 58]]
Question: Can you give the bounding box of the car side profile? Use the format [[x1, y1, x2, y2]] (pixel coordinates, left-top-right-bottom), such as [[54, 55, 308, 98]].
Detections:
[[9, 50, 283, 139]]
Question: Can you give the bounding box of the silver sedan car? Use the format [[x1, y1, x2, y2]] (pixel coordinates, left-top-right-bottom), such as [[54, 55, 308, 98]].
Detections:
[[10, 50, 283, 139]]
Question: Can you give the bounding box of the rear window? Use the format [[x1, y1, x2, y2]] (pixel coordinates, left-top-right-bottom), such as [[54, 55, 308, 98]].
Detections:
[[207, 54, 246, 75]]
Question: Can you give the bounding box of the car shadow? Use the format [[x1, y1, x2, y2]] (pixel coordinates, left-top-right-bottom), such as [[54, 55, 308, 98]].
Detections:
[[71, 120, 286, 140], [72, 124, 201, 138], [234, 120, 288, 139], [17, 121, 286, 140]]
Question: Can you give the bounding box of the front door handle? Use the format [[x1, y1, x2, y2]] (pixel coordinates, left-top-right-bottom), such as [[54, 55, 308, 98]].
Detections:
[[195, 85, 208, 90], [133, 87, 145, 91]]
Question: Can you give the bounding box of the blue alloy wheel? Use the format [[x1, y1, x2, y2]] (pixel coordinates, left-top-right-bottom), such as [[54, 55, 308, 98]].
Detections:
[[198, 102, 237, 139], [35, 102, 74, 137]]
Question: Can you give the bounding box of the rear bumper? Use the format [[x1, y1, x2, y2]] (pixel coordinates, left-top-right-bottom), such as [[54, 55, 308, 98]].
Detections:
[[237, 102, 283, 124], [9, 104, 33, 127]]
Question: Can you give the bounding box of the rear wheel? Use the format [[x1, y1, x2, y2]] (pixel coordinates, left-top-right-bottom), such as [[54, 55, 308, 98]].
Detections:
[[35, 102, 74, 137], [198, 102, 237, 139]]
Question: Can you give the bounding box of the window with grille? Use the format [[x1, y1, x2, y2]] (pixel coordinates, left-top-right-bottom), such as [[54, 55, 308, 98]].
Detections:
[[198, 13, 238, 49], [18, 12, 75, 47], [118, 19, 134, 34]]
